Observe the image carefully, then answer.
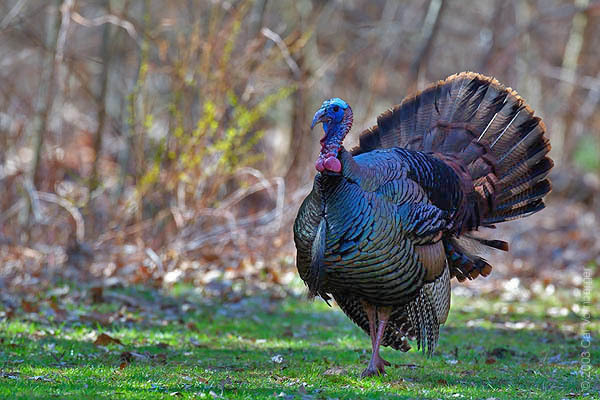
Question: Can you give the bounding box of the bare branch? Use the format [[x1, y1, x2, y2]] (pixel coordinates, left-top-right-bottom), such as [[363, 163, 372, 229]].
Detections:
[[71, 10, 137, 40], [0, 0, 28, 30], [56, 0, 74, 64], [261, 27, 300, 79], [36, 191, 85, 242], [538, 64, 600, 92]]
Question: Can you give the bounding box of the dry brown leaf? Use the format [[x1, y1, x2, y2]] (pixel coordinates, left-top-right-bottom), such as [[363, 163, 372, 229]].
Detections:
[[93, 333, 123, 346], [121, 351, 148, 362], [154, 353, 167, 364], [80, 312, 114, 326], [186, 322, 199, 332], [48, 298, 68, 320], [90, 286, 104, 303], [21, 300, 39, 313], [120, 351, 133, 363]]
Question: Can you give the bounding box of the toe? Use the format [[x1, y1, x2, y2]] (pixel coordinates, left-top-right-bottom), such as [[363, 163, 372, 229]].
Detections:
[[361, 367, 379, 378]]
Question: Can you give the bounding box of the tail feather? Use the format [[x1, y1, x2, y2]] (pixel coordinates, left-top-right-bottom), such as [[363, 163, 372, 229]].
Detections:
[[494, 180, 551, 212], [498, 157, 553, 200], [352, 72, 552, 228], [484, 200, 545, 224]]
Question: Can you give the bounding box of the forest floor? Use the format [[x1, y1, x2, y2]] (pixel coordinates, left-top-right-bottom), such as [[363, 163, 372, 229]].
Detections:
[[0, 278, 598, 400]]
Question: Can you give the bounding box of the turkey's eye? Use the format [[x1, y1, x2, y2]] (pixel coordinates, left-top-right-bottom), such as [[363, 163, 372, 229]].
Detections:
[[333, 106, 340, 112]]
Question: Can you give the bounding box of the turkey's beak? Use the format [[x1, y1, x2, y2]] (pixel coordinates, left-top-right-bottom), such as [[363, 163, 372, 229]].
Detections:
[[311, 108, 328, 129]]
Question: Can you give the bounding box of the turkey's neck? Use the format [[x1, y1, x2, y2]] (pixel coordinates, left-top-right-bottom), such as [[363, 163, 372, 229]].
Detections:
[[320, 120, 350, 156], [316, 111, 353, 173]]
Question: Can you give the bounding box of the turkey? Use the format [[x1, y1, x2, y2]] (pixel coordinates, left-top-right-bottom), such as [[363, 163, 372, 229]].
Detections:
[[293, 72, 553, 377]]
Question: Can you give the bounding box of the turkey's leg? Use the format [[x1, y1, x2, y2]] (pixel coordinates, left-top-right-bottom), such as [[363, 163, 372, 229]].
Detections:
[[361, 300, 377, 348], [361, 306, 392, 377]]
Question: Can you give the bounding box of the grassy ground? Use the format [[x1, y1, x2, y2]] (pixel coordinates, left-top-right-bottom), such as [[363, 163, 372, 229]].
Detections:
[[0, 279, 598, 400]]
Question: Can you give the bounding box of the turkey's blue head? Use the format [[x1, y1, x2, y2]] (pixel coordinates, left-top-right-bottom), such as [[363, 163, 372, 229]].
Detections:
[[311, 97, 353, 173]]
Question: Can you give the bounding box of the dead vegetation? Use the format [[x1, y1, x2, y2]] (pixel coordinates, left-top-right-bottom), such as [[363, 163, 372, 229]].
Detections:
[[0, 0, 599, 298]]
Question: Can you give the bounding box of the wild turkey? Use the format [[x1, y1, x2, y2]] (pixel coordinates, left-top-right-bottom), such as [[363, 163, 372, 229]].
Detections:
[[293, 72, 552, 377]]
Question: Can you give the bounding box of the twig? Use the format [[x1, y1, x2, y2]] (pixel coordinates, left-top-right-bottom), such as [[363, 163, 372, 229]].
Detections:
[[53, 0, 75, 143], [0, 0, 28, 30], [94, 209, 172, 247], [35, 191, 85, 242], [538, 64, 600, 91], [261, 27, 300, 79], [71, 10, 137, 40], [409, 0, 446, 89], [0, 198, 26, 225], [23, 179, 42, 223], [56, 0, 74, 64], [173, 176, 286, 253], [219, 167, 275, 209], [145, 248, 163, 274]]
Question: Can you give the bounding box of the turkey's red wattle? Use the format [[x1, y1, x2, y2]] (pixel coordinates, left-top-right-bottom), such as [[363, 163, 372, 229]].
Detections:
[[316, 153, 341, 173], [324, 156, 342, 172], [315, 157, 325, 172]]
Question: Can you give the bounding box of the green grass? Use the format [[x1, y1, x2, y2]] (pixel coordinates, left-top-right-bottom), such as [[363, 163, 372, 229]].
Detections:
[[1, 281, 598, 399]]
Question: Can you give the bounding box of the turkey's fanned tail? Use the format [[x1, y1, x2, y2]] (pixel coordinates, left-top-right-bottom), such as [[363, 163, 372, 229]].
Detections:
[[352, 72, 552, 280], [352, 72, 552, 227]]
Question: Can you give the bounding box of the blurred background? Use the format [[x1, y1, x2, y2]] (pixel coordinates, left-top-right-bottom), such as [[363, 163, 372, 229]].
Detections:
[[1, 0, 599, 298]]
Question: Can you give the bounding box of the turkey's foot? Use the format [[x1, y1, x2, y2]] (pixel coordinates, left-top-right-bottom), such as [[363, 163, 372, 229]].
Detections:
[[360, 354, 391, 378]]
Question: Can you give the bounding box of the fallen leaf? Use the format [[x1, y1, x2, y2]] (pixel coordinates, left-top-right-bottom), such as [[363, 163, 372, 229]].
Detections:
[[90, 286, 104, 303], [154, 353, 167, 364], [21, 300, 39, 313], [488, 347, 516, 358], [47, 298, 67, 320], [80, 311, 114, 326], [185, 322, 199, 332], [120, 352, 133, 362], [93, 333, 123, 346], [485, 357, 497, 364]]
